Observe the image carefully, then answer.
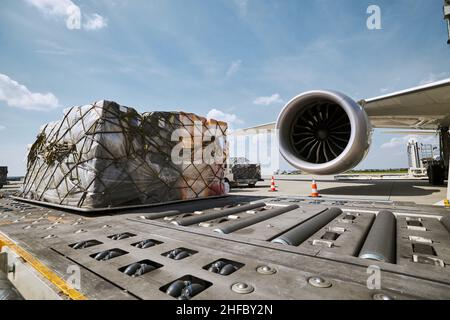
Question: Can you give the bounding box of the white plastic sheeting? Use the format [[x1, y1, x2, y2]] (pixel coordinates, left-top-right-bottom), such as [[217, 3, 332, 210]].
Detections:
[[20, 100, 228, 210]]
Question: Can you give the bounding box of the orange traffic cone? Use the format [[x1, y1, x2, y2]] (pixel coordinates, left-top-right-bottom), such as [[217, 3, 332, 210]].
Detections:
[[310, 179, 321, 197], [268, 176, 278, 192]]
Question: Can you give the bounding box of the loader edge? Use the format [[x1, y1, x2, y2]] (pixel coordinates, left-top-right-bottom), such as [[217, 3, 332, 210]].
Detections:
[[0, 233, 87, 300]]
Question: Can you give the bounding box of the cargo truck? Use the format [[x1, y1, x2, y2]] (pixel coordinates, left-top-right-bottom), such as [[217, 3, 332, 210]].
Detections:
[[225, 158, 262, 188]]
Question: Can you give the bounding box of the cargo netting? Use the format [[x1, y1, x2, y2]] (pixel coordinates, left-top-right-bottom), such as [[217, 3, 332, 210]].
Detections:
[[20, 100, 228, 210]]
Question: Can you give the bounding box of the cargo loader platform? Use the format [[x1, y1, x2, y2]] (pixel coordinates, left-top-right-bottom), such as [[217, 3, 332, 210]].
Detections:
[[1, 195, 450, 300]]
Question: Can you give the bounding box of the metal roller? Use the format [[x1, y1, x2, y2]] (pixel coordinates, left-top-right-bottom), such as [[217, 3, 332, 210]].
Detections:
[[124, 263, 141, 276], [72, 240, 99, 250], [219, 264, 237, 275], [140, 210, 181, 220], [166, 280, 185, 298], [213, 205, 300, 234], [271, 207, 343, 246], [141, 241, 156, 249], [358, 210, 396, 264], [172, 202, 266, 226], [441, 215, 450, 233], [136, 264, 155, 276]]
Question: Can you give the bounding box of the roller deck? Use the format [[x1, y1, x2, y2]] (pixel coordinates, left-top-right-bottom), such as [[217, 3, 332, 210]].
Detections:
[[1, 195, 450, 300]]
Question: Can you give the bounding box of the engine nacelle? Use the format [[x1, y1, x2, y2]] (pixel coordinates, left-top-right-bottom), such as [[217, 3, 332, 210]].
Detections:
[[276, 90, 372, 175]]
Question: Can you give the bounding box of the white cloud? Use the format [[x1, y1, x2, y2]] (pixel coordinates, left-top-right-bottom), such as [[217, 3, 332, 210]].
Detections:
[[83, 13, 108, 30], [0, 73, 59, 111], [253, 93, 284, 106], [381, 135, 438, 150], [206, 109, 244, 127], [26, 0, 106, 31], [0, 125, 6, 131], [226, 60, 242, 77]]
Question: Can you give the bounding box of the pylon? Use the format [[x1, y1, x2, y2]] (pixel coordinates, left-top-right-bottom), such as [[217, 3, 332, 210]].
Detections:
[[268, 176, 278, 192], [310, 179, 321, 197]]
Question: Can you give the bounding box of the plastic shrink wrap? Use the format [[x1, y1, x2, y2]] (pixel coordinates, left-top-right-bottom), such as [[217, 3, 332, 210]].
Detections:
[[20, 100, 228, 210]]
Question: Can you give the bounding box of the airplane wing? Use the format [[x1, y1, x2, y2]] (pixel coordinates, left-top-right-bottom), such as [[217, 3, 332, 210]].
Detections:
[[360, 78, 450, 129], [238, 78, 450, 133]]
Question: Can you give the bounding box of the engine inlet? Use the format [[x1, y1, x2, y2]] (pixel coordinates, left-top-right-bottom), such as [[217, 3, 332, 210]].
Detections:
[[276, 90, 371, 175], [290, 102, 351, 163]]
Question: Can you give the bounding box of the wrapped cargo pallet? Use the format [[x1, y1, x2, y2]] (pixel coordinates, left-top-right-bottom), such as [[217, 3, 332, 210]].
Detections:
[[20, 100, 228, 211]]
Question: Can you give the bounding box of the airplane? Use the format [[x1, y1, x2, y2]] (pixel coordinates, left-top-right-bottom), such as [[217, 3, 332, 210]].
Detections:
[[237, 78, 450, 201]]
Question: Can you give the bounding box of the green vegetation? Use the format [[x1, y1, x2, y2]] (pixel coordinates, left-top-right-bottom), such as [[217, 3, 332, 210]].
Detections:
[[347, 168, 408, 175]]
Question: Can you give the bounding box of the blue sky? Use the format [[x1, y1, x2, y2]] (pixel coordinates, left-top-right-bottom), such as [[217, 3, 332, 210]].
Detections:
[[0, 0, 449, 175]]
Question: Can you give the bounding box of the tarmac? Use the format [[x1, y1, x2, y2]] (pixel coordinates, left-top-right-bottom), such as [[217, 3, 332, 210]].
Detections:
[[0, 181, 22, 197], [1, 176, 448, 206], [229, 175, 448, 206]]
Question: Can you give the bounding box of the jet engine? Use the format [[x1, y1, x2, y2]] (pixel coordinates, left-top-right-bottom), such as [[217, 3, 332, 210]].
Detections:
[[276, 90, 372, 175]]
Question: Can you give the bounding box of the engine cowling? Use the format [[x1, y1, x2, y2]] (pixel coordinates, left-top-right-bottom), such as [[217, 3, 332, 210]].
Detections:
[[276, 90, 372, 175]]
